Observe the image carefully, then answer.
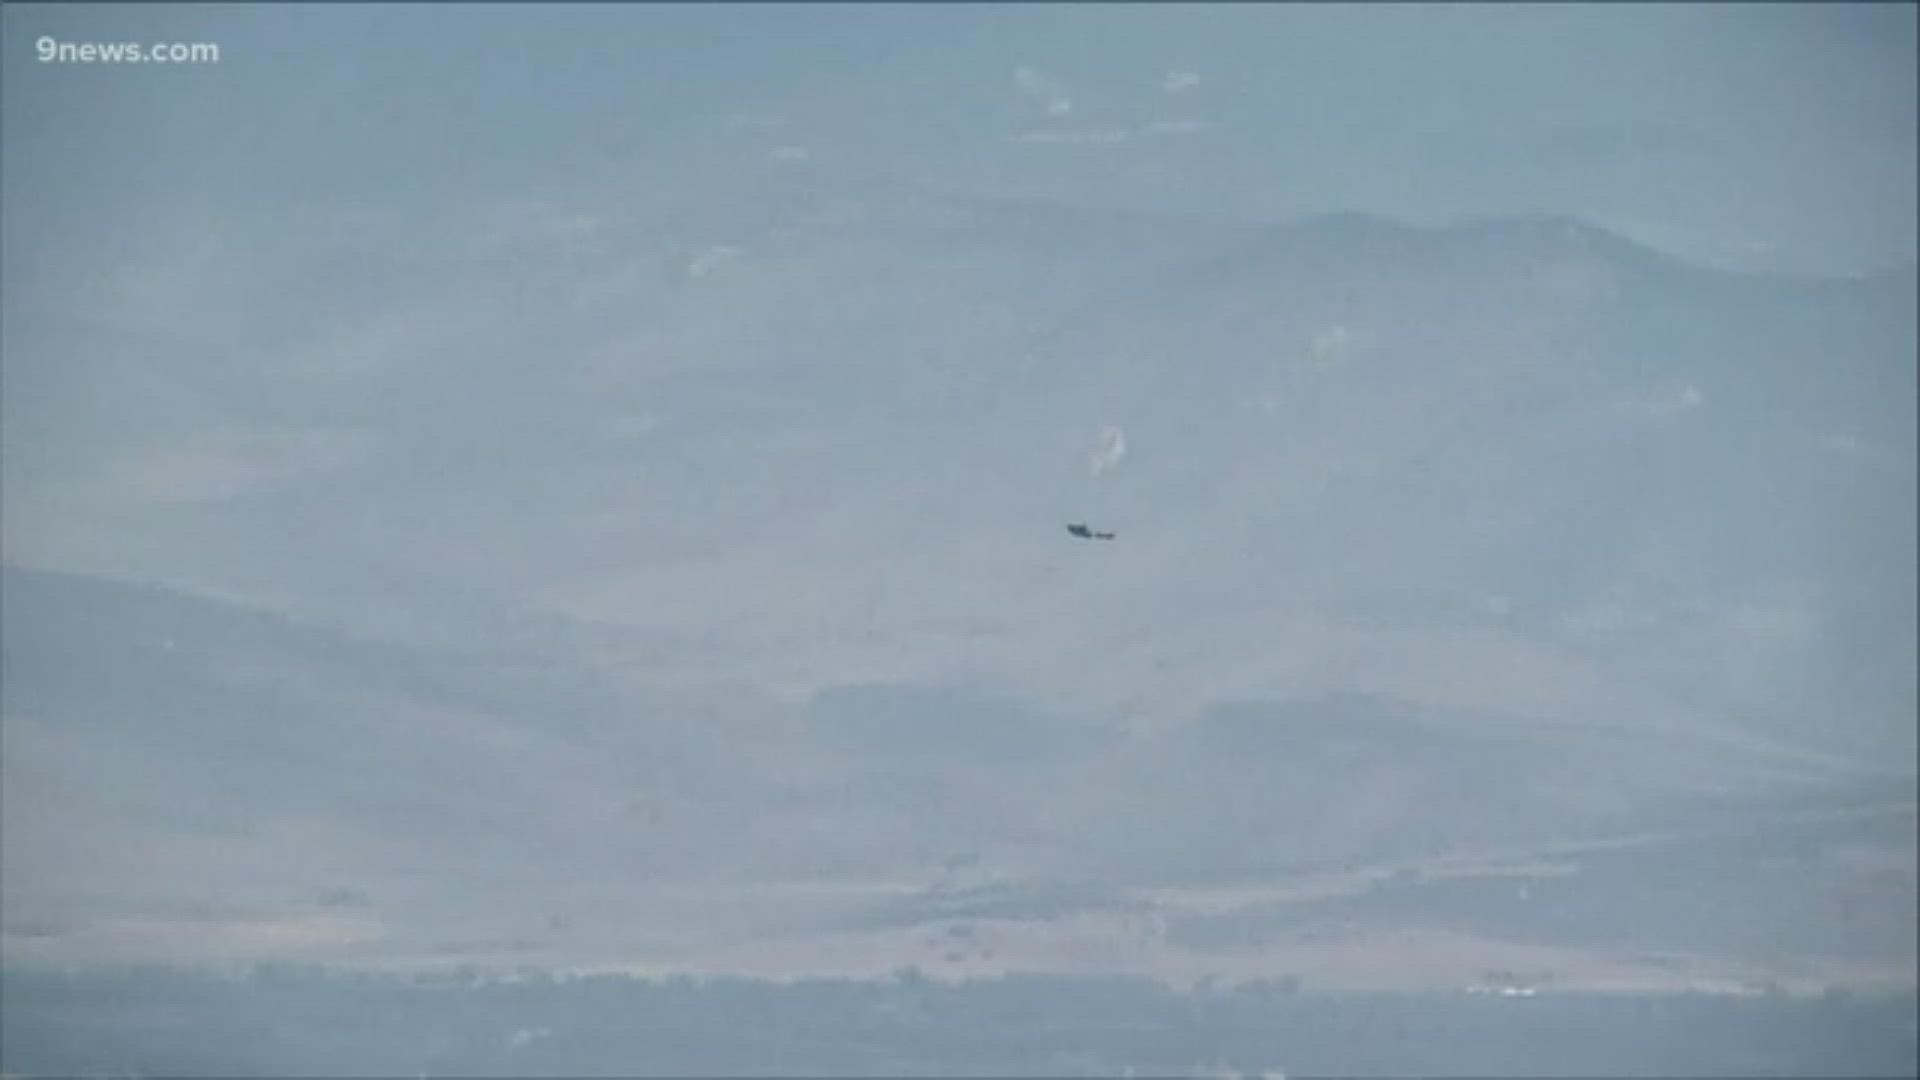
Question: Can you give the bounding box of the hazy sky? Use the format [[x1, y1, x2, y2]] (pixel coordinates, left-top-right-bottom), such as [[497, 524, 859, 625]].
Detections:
[[5, 3, 1916, 275]]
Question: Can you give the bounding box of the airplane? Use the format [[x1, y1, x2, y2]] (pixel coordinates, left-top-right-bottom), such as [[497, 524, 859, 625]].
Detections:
[[1066, 523, 1116, 541]]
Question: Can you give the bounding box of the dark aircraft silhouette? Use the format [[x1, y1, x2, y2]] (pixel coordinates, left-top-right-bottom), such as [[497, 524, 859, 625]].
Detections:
[[1066, 523, 1116, 541]]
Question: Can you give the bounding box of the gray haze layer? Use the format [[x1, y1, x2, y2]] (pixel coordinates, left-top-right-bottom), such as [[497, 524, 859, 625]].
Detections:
[[3, 3, 1915, 1065]]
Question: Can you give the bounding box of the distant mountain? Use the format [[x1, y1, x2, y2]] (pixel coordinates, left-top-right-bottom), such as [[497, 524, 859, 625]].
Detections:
[[4, 178, 1911, 986]]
